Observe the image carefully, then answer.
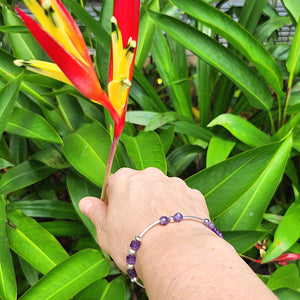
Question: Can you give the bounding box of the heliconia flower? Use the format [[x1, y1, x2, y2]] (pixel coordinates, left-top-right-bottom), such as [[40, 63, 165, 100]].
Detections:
[[14, 0, 140, 137], [244, 252, 300, 266]]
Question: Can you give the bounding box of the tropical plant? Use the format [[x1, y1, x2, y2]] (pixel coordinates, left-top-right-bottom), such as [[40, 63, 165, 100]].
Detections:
[[0, 0, 299, 299]]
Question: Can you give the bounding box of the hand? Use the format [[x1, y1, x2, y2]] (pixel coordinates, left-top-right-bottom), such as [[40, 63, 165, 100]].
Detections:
[[79, 167, 210, 272]]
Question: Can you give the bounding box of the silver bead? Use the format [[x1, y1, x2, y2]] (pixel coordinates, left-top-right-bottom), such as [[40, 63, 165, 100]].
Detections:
[[169, 216, 174, 223], [129, 249, 136, 255], [135, 236, 141, 242], [131, 277, 137, 283], [127, 264, 134, 269]]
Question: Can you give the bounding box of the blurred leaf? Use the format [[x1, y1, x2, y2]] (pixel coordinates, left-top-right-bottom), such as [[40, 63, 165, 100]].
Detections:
[[170, 0, 283, 97], [0, 73, 22, 137], [121, 131, 167, 173], [282, 0, 300, 23], [74, 276, 127, 300], [18, 257, 39, 287], [6, 210, 69, 274], [263, 202, 300, 262], [40, 221, 87, 236], [0, 196, 16, 300], [286, 17, 300, 76], [7, 200, 79, 220], [274, 288, 300, 299], [145, 111, 181, 131], [19, 249, 109, 300], [0, 161, 54, 195], [186, 136, 292, 230], [67, 171, 101, 241], [6, 107, 62, 144], [267, 264, 300, 291], [206, 136, 235, 167], [224, 230, 267, 254], [63, 122, 114, 187], [126, 110, 157, 126], [208, 114, 272, 147], [160, 125, 175, 155], [136, 0, 159, 70]]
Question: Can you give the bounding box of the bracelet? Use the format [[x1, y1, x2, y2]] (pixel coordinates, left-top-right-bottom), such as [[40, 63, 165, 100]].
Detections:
[[126, 212, 223, 288]]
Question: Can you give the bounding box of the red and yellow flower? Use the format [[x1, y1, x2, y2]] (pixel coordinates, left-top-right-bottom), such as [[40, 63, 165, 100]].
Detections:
[[14, 0, 140, 137]]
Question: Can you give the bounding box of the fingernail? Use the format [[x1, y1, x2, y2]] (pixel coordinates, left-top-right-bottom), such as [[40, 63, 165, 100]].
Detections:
[[80, 199, 93, 216]]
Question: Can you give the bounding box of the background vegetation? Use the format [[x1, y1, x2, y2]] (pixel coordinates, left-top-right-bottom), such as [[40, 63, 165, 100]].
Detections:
[[0, 0, 299, 299]]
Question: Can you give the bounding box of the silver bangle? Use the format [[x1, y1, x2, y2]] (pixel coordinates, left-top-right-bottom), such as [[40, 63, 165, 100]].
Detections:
[[126, 212, 223, 288]]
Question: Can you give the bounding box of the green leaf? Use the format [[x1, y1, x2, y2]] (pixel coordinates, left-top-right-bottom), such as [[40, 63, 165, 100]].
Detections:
[[121, 131, 167, 173], [170, 0, 283, 97], [145, 111, 181, 131], [147, 10, 273, 110], [0, 161, 54, 195], [6, 210, 69, 274], [208, 114, 272, 147], [224, 230, 267, 254], [152, 30, 193, 119], [18, 257, 39, 287], [286, 17, 300, 76], [267, 264, 300, 291], [274, 288, 300, 300], [6, 107, 62, 144], [136, 0, 159, 70], [7, 200, 79, 220], [282, 0, 300, 23], [0, 196, 16, 300], [263, 202, 300, 262], [0, 73, 22, 137], [206, 136, 235, 167], [19, 249, 109, 300], [67, 171, 101, 241], [186, 136, 292, 230], [63, 122, 114, 187], [126, 110, 158, 126], [74, 276, 126, 300], [40, 221, 87, 237]]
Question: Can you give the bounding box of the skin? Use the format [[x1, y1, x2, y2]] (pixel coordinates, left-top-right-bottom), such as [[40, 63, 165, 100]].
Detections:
[[79, 167, 277, 300]]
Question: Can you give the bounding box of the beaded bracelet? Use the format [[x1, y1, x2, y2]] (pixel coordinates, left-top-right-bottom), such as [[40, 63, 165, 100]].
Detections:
[[126, 212, 223, 288]]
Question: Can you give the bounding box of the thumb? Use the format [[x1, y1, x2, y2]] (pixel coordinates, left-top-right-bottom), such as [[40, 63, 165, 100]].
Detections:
[[79, 196, 107, 228]]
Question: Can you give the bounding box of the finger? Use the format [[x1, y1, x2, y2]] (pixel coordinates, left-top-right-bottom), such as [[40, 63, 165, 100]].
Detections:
[[79, 196, 107, 228]]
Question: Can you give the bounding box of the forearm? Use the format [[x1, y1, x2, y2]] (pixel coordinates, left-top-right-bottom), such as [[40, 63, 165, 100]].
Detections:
[[136, 222, 277, 300]]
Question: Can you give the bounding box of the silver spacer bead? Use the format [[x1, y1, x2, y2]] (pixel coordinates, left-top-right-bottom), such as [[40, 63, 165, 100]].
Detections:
[[127, 264, 134, 269], [131, 277, 137, 283], [129, 248, 136, 255], [135, 236, 141, 242], [169, 216, 174, 223]]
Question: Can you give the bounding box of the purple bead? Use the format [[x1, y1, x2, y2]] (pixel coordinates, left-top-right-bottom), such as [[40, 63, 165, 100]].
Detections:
[[207, 221, 215, 230], [174, 212, 183, 222], [203, 218, 210, 226], [160, 216, 169, 225], [127, 268, 137, 279], [130, 240, 141, 251], [126, 255, 136, 265]]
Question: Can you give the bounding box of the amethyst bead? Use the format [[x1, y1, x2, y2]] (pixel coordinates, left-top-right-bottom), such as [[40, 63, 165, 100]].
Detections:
[[207, 221, 215, 230], [127, 268, 138, 279], [203, 218, 210, 226], [174, 212, 183, 222], [126, 255, 136, 265], [130, 240, 141, 251], [159, 216, 169, 225]]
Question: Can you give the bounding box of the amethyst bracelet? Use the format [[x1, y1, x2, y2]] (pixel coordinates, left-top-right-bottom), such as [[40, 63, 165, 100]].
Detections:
[[126, 212, 223, 288]]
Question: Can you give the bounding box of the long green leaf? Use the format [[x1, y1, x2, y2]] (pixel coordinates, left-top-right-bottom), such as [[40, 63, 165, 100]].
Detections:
[[121, 131, 167, 173], [170, 0, 283, 96], [186, 136, 292, 230], [0, 161, 54, 195], [6, 107, 62, 144], [0, 196, 16, 300], [6, 210, 69, 274], [63, 122, 115, 187], [282, 0, 300, 23], [147, 10, 273, 110], [0, 74, 22, 137], [208, 114, 272, 147], [19, 249, 109, 300], [263, 202, 300, 262], [286, 17, 300, 76]]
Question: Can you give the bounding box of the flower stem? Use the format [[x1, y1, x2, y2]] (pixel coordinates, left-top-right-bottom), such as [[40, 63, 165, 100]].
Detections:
[[101, 135, 120, 202]]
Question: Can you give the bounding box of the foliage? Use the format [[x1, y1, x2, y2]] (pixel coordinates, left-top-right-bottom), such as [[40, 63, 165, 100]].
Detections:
[[0, 0, 300, 299]]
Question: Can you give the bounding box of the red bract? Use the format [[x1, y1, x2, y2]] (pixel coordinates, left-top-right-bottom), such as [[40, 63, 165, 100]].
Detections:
[[15, 0, 140, 138]]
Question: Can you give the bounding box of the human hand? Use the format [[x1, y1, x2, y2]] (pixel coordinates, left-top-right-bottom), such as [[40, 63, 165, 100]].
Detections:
[[79, 167, 210, 272]]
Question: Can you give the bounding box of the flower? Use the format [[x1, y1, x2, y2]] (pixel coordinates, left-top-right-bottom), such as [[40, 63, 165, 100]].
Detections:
[[14, 0, 140, 137]]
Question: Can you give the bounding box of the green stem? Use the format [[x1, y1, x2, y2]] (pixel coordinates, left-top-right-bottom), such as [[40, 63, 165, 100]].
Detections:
[[267, 110, 275, 135], [101, 135, 120, 202]]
